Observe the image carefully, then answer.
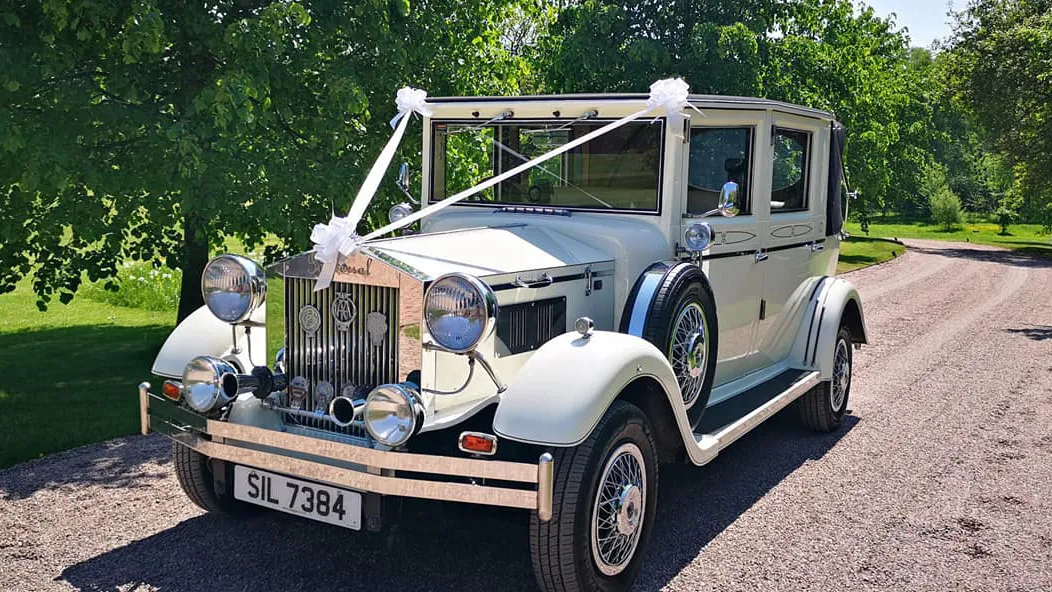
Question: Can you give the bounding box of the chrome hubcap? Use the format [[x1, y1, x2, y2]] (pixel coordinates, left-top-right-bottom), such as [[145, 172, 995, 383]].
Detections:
[[831, 339, 850, 412], [591, 443, 646, 576], [670, 302, 707, 408]]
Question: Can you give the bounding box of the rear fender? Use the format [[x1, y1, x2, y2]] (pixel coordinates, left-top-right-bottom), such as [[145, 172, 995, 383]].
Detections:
[[790, 277, 868, 380], [492, 331, 695, 449], [151, 305, 267, 378]]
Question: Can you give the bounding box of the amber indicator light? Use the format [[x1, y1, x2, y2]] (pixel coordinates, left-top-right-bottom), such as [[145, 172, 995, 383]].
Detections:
[[162, 380, 183, 402], [459, 432, 497, 455]]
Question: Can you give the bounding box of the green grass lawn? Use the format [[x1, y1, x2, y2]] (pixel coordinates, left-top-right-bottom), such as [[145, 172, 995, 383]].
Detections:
[[836, 236, 906, 273], [0, 280, 174, 469], [845, 219, 1052, 259]]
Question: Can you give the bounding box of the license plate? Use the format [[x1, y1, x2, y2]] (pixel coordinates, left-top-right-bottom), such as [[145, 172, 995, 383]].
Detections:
[[233, 465, 362, 530]]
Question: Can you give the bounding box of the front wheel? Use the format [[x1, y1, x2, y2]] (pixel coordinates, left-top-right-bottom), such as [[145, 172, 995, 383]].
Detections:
[[530, 401, 658, 592], [173, 442, 256, 515], [799, 326, 853, 432]]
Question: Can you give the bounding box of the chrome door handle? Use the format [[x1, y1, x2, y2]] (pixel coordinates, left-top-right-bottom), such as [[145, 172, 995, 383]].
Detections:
[[513, 273, 553, 289], [810, 243, 825, 254], [754, 250, 769, 263]]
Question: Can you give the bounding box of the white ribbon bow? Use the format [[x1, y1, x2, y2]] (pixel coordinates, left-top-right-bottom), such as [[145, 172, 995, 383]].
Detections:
[[645, 77, 700, 139], [391, 87, 433, 128], [311, 86, 431, 290]]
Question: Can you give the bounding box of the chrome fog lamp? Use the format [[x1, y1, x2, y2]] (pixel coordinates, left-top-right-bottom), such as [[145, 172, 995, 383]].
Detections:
[[684, 222, 714, 252], [182, 355, 239, 412], [363, 384, 423, 447], [201, 254, 266, 324], [388, 202, 413, 224], [424, 273, 498, 353]]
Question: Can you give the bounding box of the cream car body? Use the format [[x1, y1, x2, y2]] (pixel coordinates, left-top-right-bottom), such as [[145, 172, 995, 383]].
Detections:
[[140, 91, 867, 592]]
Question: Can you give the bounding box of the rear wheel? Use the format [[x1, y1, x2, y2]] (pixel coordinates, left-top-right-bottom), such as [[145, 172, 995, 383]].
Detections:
[[173, 442, 256, 515], [799, 326, 853, 432], [530, 401, 658, 592]]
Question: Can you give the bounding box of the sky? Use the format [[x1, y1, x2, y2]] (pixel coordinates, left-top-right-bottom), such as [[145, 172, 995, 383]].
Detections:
[[861, 0, 955, 48]]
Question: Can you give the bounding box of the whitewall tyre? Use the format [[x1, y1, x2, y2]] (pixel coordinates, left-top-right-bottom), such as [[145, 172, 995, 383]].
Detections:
[[529, 401, 659, 592], [799, 326, 853, 432]]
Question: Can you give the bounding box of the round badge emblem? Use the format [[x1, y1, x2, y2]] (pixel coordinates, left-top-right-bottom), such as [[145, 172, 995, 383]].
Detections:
[[299, 304, 321, 338], [366, 311, 388, 347], [288, 376, 309, 410], [314, 381, 335, 414], [332, 293, 357, 332]]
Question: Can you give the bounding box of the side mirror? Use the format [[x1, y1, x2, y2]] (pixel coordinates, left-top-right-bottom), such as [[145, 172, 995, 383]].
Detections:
[[396, 162, 418, 205], [717, 181, 739, 217], [701, 181, 740, 218]]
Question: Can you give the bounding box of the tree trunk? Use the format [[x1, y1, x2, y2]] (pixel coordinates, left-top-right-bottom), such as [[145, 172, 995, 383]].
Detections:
[[177, 213, 209, 323]]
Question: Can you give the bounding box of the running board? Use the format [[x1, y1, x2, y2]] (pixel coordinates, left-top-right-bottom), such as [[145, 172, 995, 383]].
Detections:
[[689, 370, 821, 466]]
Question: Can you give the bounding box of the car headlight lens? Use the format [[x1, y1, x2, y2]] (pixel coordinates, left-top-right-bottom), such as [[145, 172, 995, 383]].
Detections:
[[685, 222, 713, 252], [202, 254, 266, 324], [424, 273, 497, 353], [363, 384, 422, 447], [388, 202, 413, 224], [182, 355, 238, 412]]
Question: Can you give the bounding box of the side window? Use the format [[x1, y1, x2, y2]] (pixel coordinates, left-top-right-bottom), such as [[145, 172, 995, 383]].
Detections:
[[771, 128, 811, 212], [687, 127, 753, 215]]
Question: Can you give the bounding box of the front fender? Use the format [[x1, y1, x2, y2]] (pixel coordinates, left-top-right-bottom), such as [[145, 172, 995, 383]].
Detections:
[[791, 277, 868, 380], [151, 305, 266, 378], [493, 331, 694, 448]]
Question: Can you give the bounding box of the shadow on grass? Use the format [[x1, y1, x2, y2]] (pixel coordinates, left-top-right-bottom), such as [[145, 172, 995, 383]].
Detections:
[[0, 323, 170, 471], [59, 410, 857, 592]]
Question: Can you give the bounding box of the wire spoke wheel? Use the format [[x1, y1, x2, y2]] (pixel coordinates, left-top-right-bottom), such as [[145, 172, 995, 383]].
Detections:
[[590, 442, 646, 576], [668, 302, 708, 409], [831, 339, 850, 412]]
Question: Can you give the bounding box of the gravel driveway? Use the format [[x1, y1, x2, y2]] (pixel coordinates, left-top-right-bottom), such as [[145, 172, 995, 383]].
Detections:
[[3, 239, 1051, 592]]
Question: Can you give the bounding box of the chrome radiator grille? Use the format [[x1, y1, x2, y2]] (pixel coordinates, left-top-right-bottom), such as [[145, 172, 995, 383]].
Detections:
[[283, 277, 400, 439]]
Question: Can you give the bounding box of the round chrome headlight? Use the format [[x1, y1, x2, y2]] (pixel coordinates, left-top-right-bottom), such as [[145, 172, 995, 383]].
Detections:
[[685, 222, 713, 252], [182, 355, 238, 412], [202, 254, 266, 324], [388, 202, 413, 224], [424, 273, 497, 353], [363, 384, 422, 447]]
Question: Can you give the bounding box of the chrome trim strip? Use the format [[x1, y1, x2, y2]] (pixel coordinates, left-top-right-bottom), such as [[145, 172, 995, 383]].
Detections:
[[627, 270, 664, 337]]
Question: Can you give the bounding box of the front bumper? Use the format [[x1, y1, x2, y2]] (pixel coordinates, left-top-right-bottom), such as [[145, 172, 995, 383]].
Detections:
[[138, 383, 553, 521]]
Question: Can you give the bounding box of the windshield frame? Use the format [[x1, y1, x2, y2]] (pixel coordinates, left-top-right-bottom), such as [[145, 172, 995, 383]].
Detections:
[[427, 118, 666, 216]]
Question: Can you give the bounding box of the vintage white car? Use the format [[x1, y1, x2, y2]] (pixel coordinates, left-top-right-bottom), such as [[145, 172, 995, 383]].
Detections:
[[139, 89, 867, 592]]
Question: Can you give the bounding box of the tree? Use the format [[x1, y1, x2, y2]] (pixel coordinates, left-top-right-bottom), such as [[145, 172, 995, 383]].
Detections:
[[0, 0, 525, 320], [949, 0, 1052, 226]]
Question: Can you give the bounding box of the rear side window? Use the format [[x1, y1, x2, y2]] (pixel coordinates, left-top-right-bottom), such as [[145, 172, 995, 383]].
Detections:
[[771, 128, 811, 212], [687, 127, 753, 215]]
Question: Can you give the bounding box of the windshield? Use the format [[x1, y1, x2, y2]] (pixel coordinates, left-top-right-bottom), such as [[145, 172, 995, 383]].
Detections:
[[430, 120, 663, 212]]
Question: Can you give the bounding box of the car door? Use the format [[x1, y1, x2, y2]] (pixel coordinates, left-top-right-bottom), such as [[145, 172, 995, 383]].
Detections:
[[682, 112, 770, 386], [753, 115, 828, 366]]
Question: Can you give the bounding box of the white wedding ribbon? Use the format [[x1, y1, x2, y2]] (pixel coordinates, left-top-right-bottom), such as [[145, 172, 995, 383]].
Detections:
[[312, 87, 433, 290], [312, 78, 698, 289]]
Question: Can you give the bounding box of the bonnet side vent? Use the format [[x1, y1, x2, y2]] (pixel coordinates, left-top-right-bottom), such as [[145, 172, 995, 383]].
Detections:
[[496, 297, 567, 356]]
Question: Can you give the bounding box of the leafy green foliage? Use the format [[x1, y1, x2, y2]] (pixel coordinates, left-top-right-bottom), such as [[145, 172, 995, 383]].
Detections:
[[0, 0, 527, 320], [81, 261, 181, 312], [949, 0, 1052, 227], [929, 185, 963, 231]]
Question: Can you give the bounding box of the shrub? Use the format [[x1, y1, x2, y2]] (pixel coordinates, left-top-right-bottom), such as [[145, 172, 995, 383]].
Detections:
[[929, 186, 963, 231], [81, 262, 181, 312]]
